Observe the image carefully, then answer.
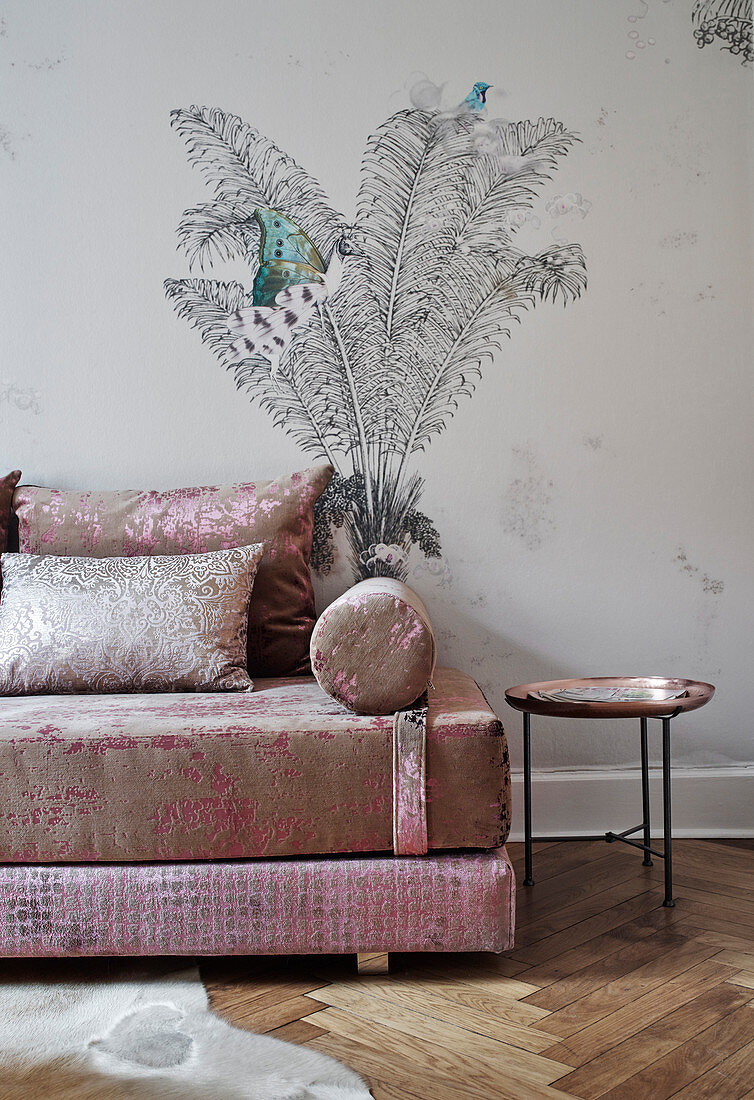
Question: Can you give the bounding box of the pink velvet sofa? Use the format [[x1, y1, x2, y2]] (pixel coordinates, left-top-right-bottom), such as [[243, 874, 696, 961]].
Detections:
[[0, 654, 514, 961], [0, 467, 515, 963]]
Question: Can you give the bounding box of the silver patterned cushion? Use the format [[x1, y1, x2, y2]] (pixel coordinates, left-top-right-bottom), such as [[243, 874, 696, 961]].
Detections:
[[0, 544, 264, 695]]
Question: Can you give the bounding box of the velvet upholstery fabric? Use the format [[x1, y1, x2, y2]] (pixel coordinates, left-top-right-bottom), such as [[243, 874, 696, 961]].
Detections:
[[12, 465, 333, 677], [310, 579, 436, 714], [0, 668, 510, 862], [0, 470, 21, 589], [393, 699, 429, 855], [0, 545, 263, 696], [0, 847, 515, 956]]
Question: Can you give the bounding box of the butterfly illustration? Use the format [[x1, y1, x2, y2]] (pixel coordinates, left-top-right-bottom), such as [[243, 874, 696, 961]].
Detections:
[[227, 209, 358, 374]]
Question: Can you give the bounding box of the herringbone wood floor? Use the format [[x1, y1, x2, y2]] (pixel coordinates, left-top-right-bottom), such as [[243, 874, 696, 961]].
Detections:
[[201, 839, 754, 1099]]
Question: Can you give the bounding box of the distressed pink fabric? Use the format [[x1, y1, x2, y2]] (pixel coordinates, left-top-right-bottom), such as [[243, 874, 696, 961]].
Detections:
[[0, 668, 510, 862], [311, 579, 436, 714], [392, 702, 428, 855], [12, 465, 333, 678], [0, 847, 515, 956]]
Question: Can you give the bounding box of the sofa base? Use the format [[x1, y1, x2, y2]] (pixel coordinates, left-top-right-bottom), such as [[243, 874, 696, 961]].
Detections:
[[0, 848, 515, 958]]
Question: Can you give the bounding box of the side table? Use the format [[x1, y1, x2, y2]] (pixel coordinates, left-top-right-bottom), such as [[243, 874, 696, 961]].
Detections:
[[504, 677, 715, 907]]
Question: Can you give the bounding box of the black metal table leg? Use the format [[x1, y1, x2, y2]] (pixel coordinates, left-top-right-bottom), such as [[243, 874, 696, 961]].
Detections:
[[523, 712, 533, 886], [662, 716, 674, 906], [640, 717, 652, 866]]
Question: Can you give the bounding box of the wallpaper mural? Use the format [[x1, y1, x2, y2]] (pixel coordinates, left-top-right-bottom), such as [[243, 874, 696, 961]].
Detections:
[[692, 0, 752, 63], [165, 88, 587, 580]]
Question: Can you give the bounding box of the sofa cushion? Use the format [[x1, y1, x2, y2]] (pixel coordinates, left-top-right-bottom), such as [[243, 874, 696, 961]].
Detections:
[[11, 464, 333, 678], [0, 667, 510, 862], [310, 579, 436, 714], [0, 545, 263, 696]]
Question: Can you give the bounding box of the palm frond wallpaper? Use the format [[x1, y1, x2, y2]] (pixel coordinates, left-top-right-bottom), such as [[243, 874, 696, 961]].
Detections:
[[165, 97, 587, 580]]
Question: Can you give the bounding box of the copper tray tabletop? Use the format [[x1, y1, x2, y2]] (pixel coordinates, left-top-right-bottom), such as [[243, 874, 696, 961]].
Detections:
[[505, 677, 715, 720]]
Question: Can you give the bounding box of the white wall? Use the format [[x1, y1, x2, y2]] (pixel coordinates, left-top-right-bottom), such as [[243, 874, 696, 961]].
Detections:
[[1, 1, 752, 829]]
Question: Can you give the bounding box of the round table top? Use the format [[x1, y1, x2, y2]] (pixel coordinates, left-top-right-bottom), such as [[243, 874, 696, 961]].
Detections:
[[504, 677, 715, 720]]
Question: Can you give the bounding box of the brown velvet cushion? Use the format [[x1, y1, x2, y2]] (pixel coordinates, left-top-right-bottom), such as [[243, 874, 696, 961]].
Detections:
[[0, 470, 21, 589], [310, 579, 437, 714], [12, 464, 333, 677], [0, 544, 264, 696]]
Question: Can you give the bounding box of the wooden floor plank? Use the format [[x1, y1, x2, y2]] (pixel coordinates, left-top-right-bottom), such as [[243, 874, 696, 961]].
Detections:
[[531, 937, 720, 1038], [265, 1018, 329, 1043], [306, 1007, 577, 1100], [672, 869, 754, 904], [328, 967, 553, 1025], [309, 1029, 499, 1100], [516, 864, 655, 937], [715, 950, 754, 969], [306, 976, 561, 1052], [302, 989, 574, 1086], [392, 949, 533, 980], [551, 984, 753, 1098], [516, 848, 642, 926], [539, 957, 742, 1067], [521, 914, 661, 990], [601, 1003, 754, 1099], [684, 928, 754, 953], [523, 928, 686, 1012], [224, 992, 327, 1032], [676, 894, 754, 929], [726, 972, 754, 989], [511, 840, 635, 888], [675, 1042, 754, 1099], [511, 887, 665, 964], [399, 958, 542, 999]]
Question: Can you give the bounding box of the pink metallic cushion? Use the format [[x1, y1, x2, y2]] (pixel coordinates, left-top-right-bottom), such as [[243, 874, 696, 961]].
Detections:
[[12, 464, 333, 678], [0, 544, 263, 695], [310, 579, 436, 714]]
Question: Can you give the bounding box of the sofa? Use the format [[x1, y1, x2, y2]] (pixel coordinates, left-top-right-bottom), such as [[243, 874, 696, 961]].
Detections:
[[0, 466, 514, 965]]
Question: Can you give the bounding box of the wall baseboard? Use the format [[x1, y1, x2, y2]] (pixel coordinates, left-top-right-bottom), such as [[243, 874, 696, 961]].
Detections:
[[507, 765, 753, 841]]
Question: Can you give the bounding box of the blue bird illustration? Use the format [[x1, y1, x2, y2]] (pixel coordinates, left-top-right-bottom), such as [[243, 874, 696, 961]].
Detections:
[[463, 82, 492, 111]]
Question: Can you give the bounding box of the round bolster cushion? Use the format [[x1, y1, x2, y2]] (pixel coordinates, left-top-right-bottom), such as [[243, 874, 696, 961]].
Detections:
[[310, 579, 436, 715]]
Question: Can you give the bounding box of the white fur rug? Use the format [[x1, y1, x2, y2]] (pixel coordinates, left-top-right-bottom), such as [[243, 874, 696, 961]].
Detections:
[[0, 963, 372, 1099]]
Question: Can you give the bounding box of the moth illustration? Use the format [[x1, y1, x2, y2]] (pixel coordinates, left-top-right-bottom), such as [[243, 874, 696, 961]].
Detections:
[[227, 208, 358, 373]]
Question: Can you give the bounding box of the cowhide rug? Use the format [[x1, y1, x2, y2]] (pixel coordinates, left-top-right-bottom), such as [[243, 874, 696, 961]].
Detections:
[[0, 962, 372, 1099]]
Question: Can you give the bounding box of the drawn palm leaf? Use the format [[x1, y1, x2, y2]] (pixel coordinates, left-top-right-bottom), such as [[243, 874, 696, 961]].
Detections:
[[366, 111, 587, 458], [170, 105, 345, 260], [454, 117, 578, 252], [282, 310, 371, 459], [164, 277, 253, 361], [163, 277, 338, 460], [401, 253, 531, 457], [355, 109, 468, 345], [324, 259, 396, 446], [177, 201, 256, 271], [515, 244, 588, 305]]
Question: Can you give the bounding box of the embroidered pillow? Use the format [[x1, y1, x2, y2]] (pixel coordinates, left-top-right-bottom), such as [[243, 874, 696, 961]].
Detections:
[[0, 544, 263, 696], [11, 464, 333, 678], [310, 579, 436, 714]]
